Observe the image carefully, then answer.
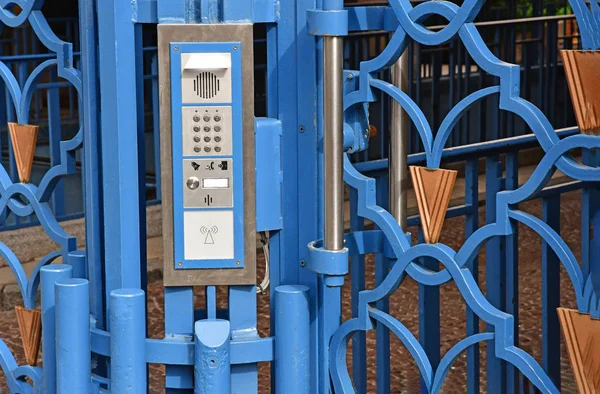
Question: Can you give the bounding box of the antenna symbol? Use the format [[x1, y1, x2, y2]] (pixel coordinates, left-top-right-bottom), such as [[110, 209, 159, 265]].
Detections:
[[200, 226, 218, 244]]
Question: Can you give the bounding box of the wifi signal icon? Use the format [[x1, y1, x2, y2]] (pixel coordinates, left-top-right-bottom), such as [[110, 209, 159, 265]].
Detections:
[[200, 225, 218, 244]]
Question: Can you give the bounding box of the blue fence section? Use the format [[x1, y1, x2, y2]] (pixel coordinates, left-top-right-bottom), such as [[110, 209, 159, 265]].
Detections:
[[0, 3, 581, 232]]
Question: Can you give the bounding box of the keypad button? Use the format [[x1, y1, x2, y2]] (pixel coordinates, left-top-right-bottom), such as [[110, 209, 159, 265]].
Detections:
[[193, 126, 200, 132], [204, 136, 211, 142], [204, 126, 211, 132], [193, 136, 200, 143], [214, 136, 221, 142], [194, 146, 201, 153], [214, 125, 221, 132], [193, 115, 200, 122], [203, 115, 211, 122], [204, 146, 211, 152], [214, 147, 221, 153], [214, 115, 221, 122]]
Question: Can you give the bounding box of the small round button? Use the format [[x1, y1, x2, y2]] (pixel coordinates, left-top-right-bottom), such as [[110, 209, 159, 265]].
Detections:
[[204, 146, 211, 152], [214, 125, 221, 132], [193, 115, 200, 122], [186, 177, 200, 190], [215, 147, 221, 153], [203, 115, 211, 122], [204, 126, 211, 132], [214, 136, 221, 142], [194, 146, 201, 153], [193, 136, 201, 143], [204, 136, 211, 142], [193, 126, 200, 132], [214, 115, 221, 122]]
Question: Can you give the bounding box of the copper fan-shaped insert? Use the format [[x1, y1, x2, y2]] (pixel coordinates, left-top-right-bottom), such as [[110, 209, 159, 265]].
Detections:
[[15, 306, 42, 366], [409, 166, 457, 244], [561, 50, 600, 135], [8, 122, 39, 183], [557, 307, 600, 393]]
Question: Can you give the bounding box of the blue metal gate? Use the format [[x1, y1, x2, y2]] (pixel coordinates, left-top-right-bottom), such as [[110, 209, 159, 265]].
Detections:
[[0, 0, 599, 393]]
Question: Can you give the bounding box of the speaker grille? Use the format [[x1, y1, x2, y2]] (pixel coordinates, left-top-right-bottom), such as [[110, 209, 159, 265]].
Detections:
[[193, 72, 221, 99]]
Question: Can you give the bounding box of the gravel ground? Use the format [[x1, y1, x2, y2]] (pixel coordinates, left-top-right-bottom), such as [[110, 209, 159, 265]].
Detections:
[[0, 191, 585, 393]]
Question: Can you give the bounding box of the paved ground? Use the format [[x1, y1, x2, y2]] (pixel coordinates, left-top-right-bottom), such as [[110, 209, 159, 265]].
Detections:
[[0, 191, 585, 393]]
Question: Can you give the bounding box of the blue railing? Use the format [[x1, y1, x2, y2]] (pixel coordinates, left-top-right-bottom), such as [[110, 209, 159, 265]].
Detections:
[[0, 5, 581, 231]]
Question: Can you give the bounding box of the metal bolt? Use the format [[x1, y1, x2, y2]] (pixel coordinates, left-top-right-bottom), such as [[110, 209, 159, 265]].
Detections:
[[299, 126, 305, 133], [300, 260, 306, 267], [236, 261, 241, 265], [174, 46, 179, 51], [178, 262, 182, 266], [233, 46, 238, 50], [347, 74, 353, 80]]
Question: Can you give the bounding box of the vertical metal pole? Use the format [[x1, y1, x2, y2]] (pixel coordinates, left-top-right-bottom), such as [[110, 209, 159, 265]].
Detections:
[[389, 52, 409, 228], [323, 36, 344, 252], [55, 279, 91, 394], [194, 319, 231, 393], [275, 285, 310, 394], [41, 265, 73, 394], [110, 289, 147, 393]]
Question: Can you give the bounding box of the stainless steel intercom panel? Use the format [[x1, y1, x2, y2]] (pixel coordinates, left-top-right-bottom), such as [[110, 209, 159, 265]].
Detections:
[[158, 24, 256, 286]]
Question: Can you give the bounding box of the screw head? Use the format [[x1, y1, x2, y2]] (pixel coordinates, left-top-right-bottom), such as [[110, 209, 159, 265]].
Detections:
[[236, 261, 241, 265], [233, 46, 238, 50], [300, 260, 306, 267], [174, 46, 179, 51], [347, 74, 353, 80], [178, 262, 182, 266], [299, 126, 305, 133]]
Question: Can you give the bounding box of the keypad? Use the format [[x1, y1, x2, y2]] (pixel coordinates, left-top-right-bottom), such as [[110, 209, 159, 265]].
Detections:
[[188, 108, 225, 154]]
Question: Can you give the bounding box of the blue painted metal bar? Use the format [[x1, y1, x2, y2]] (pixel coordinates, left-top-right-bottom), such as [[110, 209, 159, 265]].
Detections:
[[229, 285, 259, 393], [55, 278, 91, 394], [97, 0, 142, 298], [274, 285, 310, 394], [110, 288, 147, 393], [41, 265, 73, 394], [67, 249, 87, 279], [47, 68, 65, 218], [194, 319, 231, 394], [206, 286, 217, 320], [485, 156, 506, 394], [465, 158, 480, 394], [151, 54, 162, 201], [504, 152, 519, 393], [350, 188, 366, 394], [542, 195, 561, 389], [375, 173, 390, 393], [165, 286, 194, 392]]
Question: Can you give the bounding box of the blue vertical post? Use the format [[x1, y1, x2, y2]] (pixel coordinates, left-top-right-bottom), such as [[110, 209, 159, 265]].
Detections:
[[505, 152, 519, 393], [275, 285, 310, 394], [229, 286, 258, 393], [165, 287, 194, 392], [485, 156, 506, 394], [542, 195, 561, 388], [465, 158, 480, 394], [41, 265, 73, 394], [110, 289, 147, 393], [350, 189, 366, 393], [376, 173, 390, 393], [67, 250, 87, 279], [194, 319, 231, 394], [97, 0, 142, 301], [55, 279, 90, 394]]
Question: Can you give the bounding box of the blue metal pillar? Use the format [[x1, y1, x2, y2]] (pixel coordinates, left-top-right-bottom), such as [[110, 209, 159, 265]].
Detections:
[[194, 319, 231, 393], [96, 0, 142, 301], [55, 278, 91, 394], [110, 289, 147, 393], [41, 265, 73, 394], [274, 285, 310, 394]]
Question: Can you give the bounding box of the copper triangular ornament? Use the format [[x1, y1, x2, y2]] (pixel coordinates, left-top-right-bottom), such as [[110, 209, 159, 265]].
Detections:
[[409, 166, 457, 244], [8, 122, 38, 183], [15, 306, 41, 366], [557, 307, 600, 393], [561, 50, 600, 135]]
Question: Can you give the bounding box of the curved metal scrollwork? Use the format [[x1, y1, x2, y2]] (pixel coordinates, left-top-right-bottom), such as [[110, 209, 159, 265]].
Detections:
[[334, 0, 600, 392], [0, 1, 81, 389]]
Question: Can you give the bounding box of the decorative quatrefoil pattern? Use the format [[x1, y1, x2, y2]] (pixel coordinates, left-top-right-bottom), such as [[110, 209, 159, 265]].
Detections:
[[333, 1, 600, 393], [0, 1, 80, 391]]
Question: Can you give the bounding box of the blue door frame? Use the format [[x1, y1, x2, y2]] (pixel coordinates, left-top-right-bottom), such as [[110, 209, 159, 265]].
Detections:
[[0, 0, 599, 393]]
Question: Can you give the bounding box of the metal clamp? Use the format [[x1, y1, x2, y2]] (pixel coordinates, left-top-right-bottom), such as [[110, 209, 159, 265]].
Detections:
[[306, 240, 349, 287], [307, 9, 349, 36]]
